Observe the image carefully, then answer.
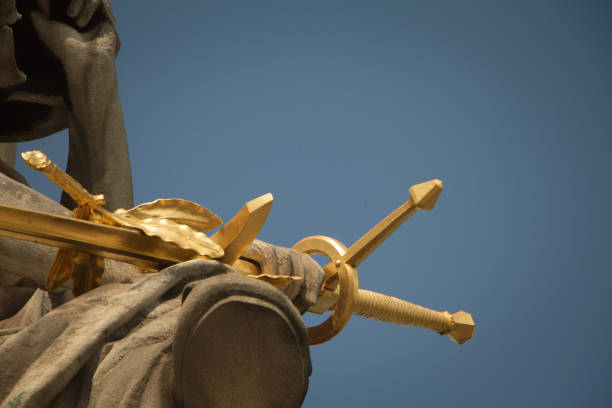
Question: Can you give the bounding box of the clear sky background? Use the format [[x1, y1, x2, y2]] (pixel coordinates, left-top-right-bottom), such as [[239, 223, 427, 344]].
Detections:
[[16, 1, 612, 406]]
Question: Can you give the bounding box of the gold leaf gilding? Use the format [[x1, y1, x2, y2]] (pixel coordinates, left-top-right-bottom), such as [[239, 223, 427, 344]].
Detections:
[[113, 199, 224, 259], [116, 199, 222, 233]]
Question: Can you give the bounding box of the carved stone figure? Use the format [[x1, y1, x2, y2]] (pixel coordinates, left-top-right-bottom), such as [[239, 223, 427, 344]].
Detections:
[[0, 3, 328, 404], [0, 173, 324, 407], [0, 0, 132, 211], [0, 2, 475, 406]]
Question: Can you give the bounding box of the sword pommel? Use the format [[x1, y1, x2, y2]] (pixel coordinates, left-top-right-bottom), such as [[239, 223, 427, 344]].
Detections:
[[448, 311, 475, 345]]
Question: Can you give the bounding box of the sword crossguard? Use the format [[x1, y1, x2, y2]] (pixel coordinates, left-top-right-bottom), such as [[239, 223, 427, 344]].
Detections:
[[293, 235, 358, 345]]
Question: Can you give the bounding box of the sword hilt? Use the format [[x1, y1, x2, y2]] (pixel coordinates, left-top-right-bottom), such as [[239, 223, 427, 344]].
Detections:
[[294, 179, 475, 345], [353, 289, 474, 344], [295, 233, 476, 345]]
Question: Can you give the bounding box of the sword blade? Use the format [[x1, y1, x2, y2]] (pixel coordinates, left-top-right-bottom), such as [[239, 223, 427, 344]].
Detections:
[[0, 204, 198, 268], [343, 179, 443, 267]]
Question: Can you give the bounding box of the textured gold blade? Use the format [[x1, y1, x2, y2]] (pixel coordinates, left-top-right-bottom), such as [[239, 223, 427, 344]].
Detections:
[[0, 203, 200, 268], [343, 179, 443, 267]]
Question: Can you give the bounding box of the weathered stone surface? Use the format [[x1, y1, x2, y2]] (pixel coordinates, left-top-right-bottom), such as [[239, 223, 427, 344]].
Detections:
[[0, 260, 311, 407], [0, 0, 20, 26], [0, 170, 319, 407], [174, 272, 311, 408], [0, 25, 26, 88], [0, 2, 321, 405], [0, 288, 51, 331], [0, 0, 132, 211], [0, 142, 27, 185], [0, 286, 35, 321]]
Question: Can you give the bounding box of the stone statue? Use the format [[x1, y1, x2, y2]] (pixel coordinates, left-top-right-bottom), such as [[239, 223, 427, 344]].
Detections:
[[0, 0, 132, 211], [0, 171, 325, 407], [0, 2, 475, 407], [0, 2, 327, 405]]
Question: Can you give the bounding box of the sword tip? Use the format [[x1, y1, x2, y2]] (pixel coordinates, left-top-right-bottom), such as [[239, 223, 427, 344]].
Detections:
[[409, 179, 443, 211]]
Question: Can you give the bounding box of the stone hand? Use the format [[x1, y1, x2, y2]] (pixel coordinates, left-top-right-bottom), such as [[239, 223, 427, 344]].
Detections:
[[30, 1, 132, 211], [243, 240, 325, 313], [31, 10, 117, 65], [33, 0, 112, 29]]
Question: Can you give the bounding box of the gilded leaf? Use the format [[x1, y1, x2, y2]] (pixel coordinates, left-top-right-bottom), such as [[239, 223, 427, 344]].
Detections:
[[110, 199, 225, 259], [116, 199, 222, 233], [111, 213, 224, 259]]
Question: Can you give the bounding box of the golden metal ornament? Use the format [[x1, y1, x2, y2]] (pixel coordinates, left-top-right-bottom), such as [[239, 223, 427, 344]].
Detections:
[[110, 209, 224, 259], [45, 204, 107, 294], [20, 151, 111, 295], [0, 196, 282, 279], [19, 151, 231, 294], [0, 151, 282, 295], [0, 201, 298, 290], [46, 245, 75, 290], [115, 198, 222, 234], [0, 204, 206, 269], [7, 150, 475, 347], [113, 199, 224, 258], [210, 193, 274, 265], [22, 151, 106, 209], [294, 179, 475, 345], [21, 151, 225, 259]]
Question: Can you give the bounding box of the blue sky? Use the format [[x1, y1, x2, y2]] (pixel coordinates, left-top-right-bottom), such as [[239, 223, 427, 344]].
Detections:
[[17, 1, 612, 406]]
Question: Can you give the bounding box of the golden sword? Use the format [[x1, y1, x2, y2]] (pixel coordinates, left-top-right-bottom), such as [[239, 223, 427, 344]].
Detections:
[[1, 151, 474, 346], [295, 180, 475, 345], [4, 152, 275, 291]]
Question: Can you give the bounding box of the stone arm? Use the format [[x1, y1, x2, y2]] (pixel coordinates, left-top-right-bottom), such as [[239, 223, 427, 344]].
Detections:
[[29, 1, 131, 210], [0, 1, 131, 210]]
